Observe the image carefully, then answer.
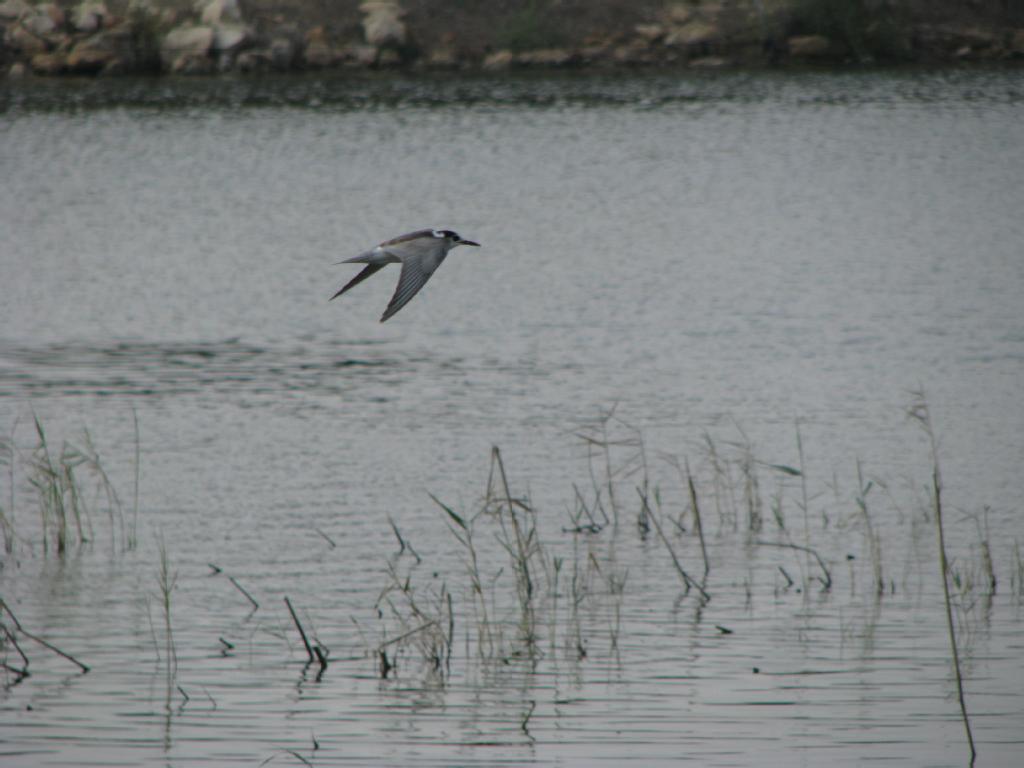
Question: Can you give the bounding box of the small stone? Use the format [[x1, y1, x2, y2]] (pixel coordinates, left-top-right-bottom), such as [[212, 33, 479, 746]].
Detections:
[[361, 0, 406, 48], [634, 23, 665, 43], [515, 48, 574, 67], [212, 23, 248, 53], [665, 20, 719, 47], [71, 2, 109, 34], [8, 61, 28, 77], [6, 25, 48, 56], [161, 25, 215, 71], [786, 34, 834, 58], [268, 37, 295, 69], [611, 43, 653, 65], [689, 55, 729, 68], [199, 0, 241, 26], [303, 28, 335, 67], [666, 4, 692, 26], [66, 43, 116, 73], [578, 44, 610, 63], [162, 25, 214, 57], [1011, 29, 1024, 56], [29, 51, 65, 74], [425, 47, 459, 69], [172, 54, 215, 74], [376, 47, 400, 66], [22, 10, 57, 36], [482, 50, 514, 70], [346, 43, 379, 66], [36, 2, 64, 27], [0, 0, 31, 22]]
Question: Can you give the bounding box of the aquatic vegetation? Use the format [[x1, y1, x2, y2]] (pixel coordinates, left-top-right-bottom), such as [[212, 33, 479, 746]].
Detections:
[[0, 597, 90, 684], [908, 393, 976, 763], [156, 534, 178, 678], [0, 432, 12, 554], [1, 405, 1013, 761], [1, 415, 137, 555]]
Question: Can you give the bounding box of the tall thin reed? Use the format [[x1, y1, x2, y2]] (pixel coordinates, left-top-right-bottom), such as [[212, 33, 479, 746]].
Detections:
[[1012, 539, 1023, 597], [130, 407, 140, 549], [432, 493, 495, 658], [908, 395, 976, 764], [157, 535, 178, 677], [29, 417, 63, 554], [855, 461, 884, 597], [665, 456, 709, 579], [639, 487, 710, 602], [971, 507, 996, 596], [0, 431, 13, 553]]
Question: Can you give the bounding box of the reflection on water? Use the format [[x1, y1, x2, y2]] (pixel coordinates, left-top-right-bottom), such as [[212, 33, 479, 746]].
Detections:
[[0, 339, 408, 397], [1, 69, 1023, 766]]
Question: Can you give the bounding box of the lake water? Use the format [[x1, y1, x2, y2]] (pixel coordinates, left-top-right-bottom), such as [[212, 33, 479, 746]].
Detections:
[[1, 69, 1023, 766]]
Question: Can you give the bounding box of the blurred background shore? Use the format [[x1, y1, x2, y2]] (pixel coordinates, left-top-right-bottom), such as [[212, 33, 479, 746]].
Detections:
[[2, 0, 1023, 78]]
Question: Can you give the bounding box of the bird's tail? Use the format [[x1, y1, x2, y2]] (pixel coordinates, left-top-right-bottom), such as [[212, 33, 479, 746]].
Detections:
[[330, 263, 386, 301]]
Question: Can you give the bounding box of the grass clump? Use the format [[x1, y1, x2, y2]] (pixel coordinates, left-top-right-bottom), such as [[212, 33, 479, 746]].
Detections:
[[788, 0, 912, 61], [494, 1, 567, 52], [2, 415, 138, 555]]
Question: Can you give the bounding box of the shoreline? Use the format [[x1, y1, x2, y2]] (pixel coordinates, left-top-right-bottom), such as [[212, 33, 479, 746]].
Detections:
[[3, 1, 1023, 79]]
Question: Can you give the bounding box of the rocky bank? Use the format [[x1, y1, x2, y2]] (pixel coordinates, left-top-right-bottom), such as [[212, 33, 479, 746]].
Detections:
[[2, 0, 1023, 78]]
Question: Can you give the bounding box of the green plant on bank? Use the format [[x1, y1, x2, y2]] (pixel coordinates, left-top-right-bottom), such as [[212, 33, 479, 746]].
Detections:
[[126, 0, 167, 72], [493, 0, 567, 53], [789, 0, 911, 60]]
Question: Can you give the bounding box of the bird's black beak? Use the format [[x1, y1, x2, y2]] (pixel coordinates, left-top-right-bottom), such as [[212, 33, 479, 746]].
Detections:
[[461, 240, 480, 247]]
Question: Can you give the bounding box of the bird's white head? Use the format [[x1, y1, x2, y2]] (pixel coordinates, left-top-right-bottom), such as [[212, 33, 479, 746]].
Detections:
[[432, 229, 480, 248]]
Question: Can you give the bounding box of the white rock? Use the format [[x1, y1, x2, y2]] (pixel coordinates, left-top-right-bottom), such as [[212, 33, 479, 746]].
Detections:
[[482, 50, 513, 70], [212, 23, 248, 53], [22, 10, 56, 36], [361, 0, 405, 47], [161, 25, 214, 67], [634, 23, 665, 43], [363, 14, 405, 47], [71, 1, 109, 33], [665, 20, 719, 47], [199, 0, 241, 26], [0, 0, 30, 21]]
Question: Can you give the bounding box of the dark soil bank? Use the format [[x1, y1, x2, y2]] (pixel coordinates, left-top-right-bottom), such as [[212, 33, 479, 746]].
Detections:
[[2, 0, 1023, 77]]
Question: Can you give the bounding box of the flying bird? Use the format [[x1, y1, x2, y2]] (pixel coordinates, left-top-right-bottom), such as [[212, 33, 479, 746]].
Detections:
[[330, 229, 480, 322]]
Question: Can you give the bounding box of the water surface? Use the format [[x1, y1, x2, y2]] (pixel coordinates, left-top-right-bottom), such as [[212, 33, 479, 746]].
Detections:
[[1, 69, 1023, 766]]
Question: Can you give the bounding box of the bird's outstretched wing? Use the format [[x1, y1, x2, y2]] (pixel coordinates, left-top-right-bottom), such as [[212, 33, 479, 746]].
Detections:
[[380, 259, 436, 322], [330, 263, 386, 300]]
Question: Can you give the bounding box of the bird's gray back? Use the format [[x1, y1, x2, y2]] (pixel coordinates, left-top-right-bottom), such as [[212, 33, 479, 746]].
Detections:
[[384, 236, 451, 274]]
